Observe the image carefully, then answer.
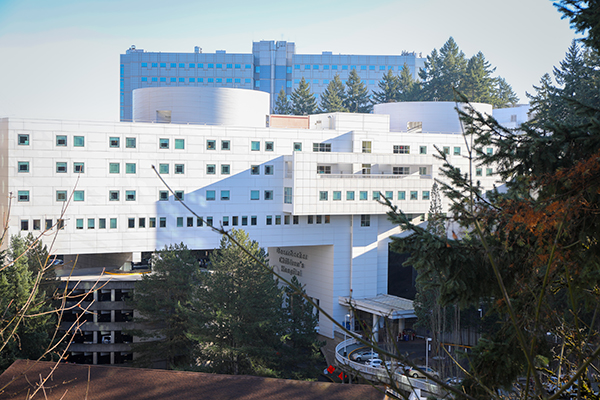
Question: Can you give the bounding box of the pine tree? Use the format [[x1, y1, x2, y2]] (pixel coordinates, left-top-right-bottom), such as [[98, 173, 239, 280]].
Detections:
[[290, 77, 317, 115], [273, 88, 291, 115], [319, 75, 347, 112], [491, 76, 519, 108], [344, 69, 372, 113], [459, 51, 496, 104], [419, 37, 467, 101], [371, 69, 400, 104], [397, 63, 420, 101]]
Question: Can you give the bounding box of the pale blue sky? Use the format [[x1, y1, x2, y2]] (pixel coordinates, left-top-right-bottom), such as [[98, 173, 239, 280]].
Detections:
[[0, 0, 579, 121]]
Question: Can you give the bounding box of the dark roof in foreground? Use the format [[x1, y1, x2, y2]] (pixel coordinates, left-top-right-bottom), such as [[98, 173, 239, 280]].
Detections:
[[0, 360, 384, 400]]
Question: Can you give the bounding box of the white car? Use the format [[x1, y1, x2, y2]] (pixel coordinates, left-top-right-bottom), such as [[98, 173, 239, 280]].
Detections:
[[354, 351, 379, 362], [367, 358, 383, 368]]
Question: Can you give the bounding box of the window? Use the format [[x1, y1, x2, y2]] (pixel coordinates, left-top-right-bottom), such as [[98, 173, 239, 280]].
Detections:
[[206, 190, 215, 201], [149, 218, 156, 228], [346, 191, 355, 200], [56, 191, 67, 201], [420, 146, 427, 155], [129, 218, 136, 228], [74, 162, 84, 173], [57, 219, 65, 230], [18, 161, 29, 173], [18, 190, 29, 202], [362, 164, 371, 175], [74, 190, 84, 201], [56, 162, 67, 173], [175, 191, 184, 201], [410, 191, 418, 200], [109, 190, 120, 201], [221, 140, 230, 150], [232, 216, 238, 226], [207, 164, 216, 174], [33, 219, 40, 230], [159, 217, 166, 228], [319, 191, 328, 201], [293, 142, 302, 152], [454, 147, 461, 155], [443, 146, 450, 155], [222, 216, 229, 226], [110, 218, 117, 229], [221, 190, 230, 201], [242, 216, 248, 226], [308, 216, 313, 224], [362, 141, 372, 153], [372, 191, 380, 200], [177, 217, 183, 227], [126, 163, 136, 174], [74, 136, 85, 147], [264, 190, 274, 200], [486, 168, 493, 176], [251, 141, 260, 151], [109, 137, 120, 148], [99, 218, 106, 229], [126, 137, 136, 148], [159, 191, 169, 201], [359, 191, 368, 200], [422, 191, 430, 200], [393, 145, 410, 154], [266, 215, 272, 225], [264, 165, 274, 175], [476, 168, 482, 176], [251, 216, 257, 226], [361, 215, 370, 227], [251, 165, 259, 175], [221, 164, 230, 175], [293, 216, 299, 225], [393, 167, 410, 175], [77, 219, 85, 230], [125, 190, 136, 201], [284, 215, 290, 225], [325, 215, 330, 224], [398, 191, 406, 200], [333, 191, 342, 201], [175, 164, 184, 174], [419, 167, 428, 175], [317, 166, 331, 174], [385, 191, 393, 200], [196, 217, 203, 227], [313, 143, 331, 152], [159, 138, 169, 149], [159, 164, 169, 174], [316, 215, 322, 224], [109, 163, 120, 173], [251, 190, 259, 200], [274, 215, 281, 225], [265, 141, 274, 151], [56, 135, 67, 146], [207, 140, 216, 150], [486, 147, 493, 155], [139, 218, 146, 228], [18, 134, 29, 145]]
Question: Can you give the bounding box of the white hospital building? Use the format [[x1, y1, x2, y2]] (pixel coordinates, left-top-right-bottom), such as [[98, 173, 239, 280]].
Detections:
[[1, 87, 513, 347]]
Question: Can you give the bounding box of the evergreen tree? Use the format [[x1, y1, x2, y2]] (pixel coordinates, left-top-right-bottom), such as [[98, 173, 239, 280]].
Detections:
[[459, 51, 496, 104], [273, 88, 291, 115], [344, 69, 372, 113], [371, 69, 400, 104], [129, 243, 201, 369], [397, 63, 420, 101], [290, 77, 317, 115], [419, 37, 467, 101], [319, 75, 347, 112], [491, 76, 519, 108]]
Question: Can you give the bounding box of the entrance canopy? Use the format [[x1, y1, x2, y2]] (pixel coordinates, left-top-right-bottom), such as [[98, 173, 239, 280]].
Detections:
[[338, 294, 416, 319]]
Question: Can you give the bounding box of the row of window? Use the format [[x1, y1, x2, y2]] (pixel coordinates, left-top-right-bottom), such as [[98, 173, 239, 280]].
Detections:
[[318, 190, 432, 201], [293, 64, 406, 72], [140, 62, 252, 69], [391, 145, 494, 156], [141, 77, 251, 84]]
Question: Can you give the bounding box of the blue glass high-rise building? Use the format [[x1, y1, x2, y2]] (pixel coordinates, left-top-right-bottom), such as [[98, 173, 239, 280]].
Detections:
[[120, 41, 425, 121]]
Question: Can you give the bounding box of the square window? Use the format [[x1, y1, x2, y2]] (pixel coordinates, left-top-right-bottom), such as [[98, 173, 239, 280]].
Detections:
[[99, 218, 106, 229], [293, 216, 299, 225], [175, 164, 184, 174], [57, 219, 64, 230], [319, 191, 328, 201], [443, 146, 450, 155], [266, 215, 272, 225], [398, 191, 406, 200], [110, 218, 117, 229], [74, 162, 84, 173], [56, 162, 67, 173], [207, 164, 215, 174], [264, 165, 274, 175], [126, 190, 136, 201], [486, 168, 493, 176], [18, 161, 29, 173], [177, 217, 183, 227], [221, 164, 230, 175], [410, 191, 418, 200], [251, 190, 260, 200], [184, 217, 192, 227], [346, 191, 355, 201], [109, 190, 120, 201], [175, 191, 184, 201], [221, 190, 230, 200], [207, 140, 216, 150], [454, 147, 461, 155], [221, 140, 230, 150], [18, 190, 29, 202], [294, 142, 302, 152], [419, 167, 428, 175], [56, 191, 67, 201], [373, 191, 380, 200], [264, 190, 274, 200], [333, 191, 341, 201], [33, 219, 40, 230], [284, 187, 292, 204], [251, 216, 257, 226], [88, 218, 95, 229], [159, 191, 169, 201], [265, 141, 274, 151], [149, 218, 156, 228], [385, 191, 393, 200], [422, 191, 430, 200], [359, 191, 368, 200], [275, 215, 281, 225], [251, 165, 259, 175], [362, 141, 372, 153], [284, 215, 290, 225], [308, 216, 313, 224], [159, 164, 169, 174], [206, 190, 215, 201], [109, 163, 120, 174], [207, 216, 214, 226], [56, 135, 67, 146], [45, 219, 52, 230], [109, 137, 120, 148], [159, 217, 166, 228], [126, 137, 136, 148], [18, 134, 29, 145], [75, 219, 83, 230], [222, 216, 229, 226], [242, 216, 248, 226], [251, 141, 260, 151], [316, 215, 322, 224], [139, 218, 146, 228], [159, 138, 169, 149], [420, 146, 427, 154], [74, 136, 85, 147], [129, 218, 136, 228], [325, 215, 330, 224], [487, 147, 493, 155], [175, 139, 185, 149], [74, 190, 84, 201], [232, 216, 238, 226], [196, 217, 203, 227], [476, 168, 482, 176], [126, 163, 136, 174], [361, 215, 370, 227]]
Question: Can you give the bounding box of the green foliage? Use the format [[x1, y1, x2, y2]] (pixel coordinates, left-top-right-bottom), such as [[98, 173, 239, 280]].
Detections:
[[344, 69, 372, 113], [290, 77, 317, 115], [397, 63, 420, 102], [372, 69, 400, 104], [555, 0, 600, 50], [273, 88, 291, 115], [419, 37, 467, 102], [319, 75, 347, 113], [129, 243, 201, 369], [459, 51, 496, 105]]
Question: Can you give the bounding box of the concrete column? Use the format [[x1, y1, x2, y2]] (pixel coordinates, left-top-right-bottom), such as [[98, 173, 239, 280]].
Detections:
[[93, 352, 98, 365], [111, 289, 115, 302], [373, 314, 379, 343], [111, 310, 115, 323], [93, 331, 98, 344], [110, 351, 115, 364]]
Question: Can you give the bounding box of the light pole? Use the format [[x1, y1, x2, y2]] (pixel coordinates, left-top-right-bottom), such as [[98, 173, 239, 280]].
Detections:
[[425, 337, 432, 379]]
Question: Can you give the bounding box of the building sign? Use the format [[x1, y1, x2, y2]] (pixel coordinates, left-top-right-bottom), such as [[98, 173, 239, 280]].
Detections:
[[277, 247, 307, 277]]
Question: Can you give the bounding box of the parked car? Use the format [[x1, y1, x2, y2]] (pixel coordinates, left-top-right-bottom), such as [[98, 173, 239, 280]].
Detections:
[[367, 358, 383, 368], [354, 350, 379, 362], [406, 366, 439, 379]]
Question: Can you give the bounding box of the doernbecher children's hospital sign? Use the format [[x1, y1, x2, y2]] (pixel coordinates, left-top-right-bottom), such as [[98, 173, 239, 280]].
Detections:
[[277, 248, 308, 277]]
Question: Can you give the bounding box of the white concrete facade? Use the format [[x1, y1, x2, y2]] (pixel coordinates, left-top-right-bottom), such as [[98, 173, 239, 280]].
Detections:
[[0, 103, 500, 339]]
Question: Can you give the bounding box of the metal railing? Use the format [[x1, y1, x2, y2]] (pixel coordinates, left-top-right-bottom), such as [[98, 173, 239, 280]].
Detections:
[[318, 173, 433, 179]]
